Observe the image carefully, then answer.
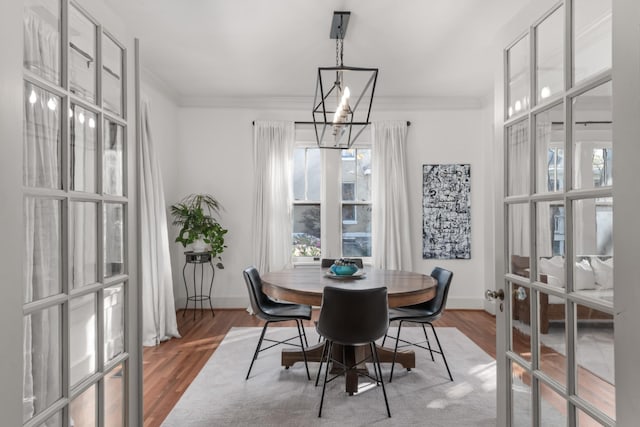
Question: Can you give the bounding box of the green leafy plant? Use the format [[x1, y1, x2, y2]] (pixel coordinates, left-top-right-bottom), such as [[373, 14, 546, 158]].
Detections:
[[170, 194, 228, 268]]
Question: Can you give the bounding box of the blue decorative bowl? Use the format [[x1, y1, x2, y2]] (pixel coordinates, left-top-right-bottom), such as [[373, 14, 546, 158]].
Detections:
[[330, 264, 359, 276]]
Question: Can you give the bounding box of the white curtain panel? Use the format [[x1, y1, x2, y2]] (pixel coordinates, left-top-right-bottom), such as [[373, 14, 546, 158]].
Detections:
[[23, 17, 61, 423], [252, 121, 295, 273], [371, 121, 413, 271], [140, 100, 180, 346]]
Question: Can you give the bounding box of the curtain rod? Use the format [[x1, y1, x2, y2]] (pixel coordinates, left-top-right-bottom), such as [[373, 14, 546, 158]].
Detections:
[[551, 121, 612, 125], [252, 120, 411, 126]]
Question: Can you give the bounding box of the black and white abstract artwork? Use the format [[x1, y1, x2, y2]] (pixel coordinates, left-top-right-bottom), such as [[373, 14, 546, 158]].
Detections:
[[422, 164, 471, 259]]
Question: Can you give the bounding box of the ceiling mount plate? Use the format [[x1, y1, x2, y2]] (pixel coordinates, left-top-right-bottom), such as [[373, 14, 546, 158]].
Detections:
[[330, 11, 351, 39]]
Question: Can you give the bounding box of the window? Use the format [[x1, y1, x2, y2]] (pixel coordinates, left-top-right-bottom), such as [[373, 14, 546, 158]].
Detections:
[[291, 143, 373, 261]]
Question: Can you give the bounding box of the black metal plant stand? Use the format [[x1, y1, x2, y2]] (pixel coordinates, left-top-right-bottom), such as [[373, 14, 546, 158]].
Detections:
[[182, 251, 215, 320]]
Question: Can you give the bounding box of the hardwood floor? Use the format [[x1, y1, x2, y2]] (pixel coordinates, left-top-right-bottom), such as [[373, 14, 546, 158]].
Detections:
[[142, 308, 496, 427]]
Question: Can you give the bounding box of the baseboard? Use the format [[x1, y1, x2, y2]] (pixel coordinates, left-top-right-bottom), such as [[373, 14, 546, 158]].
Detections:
[[446, 297, 486, 310]]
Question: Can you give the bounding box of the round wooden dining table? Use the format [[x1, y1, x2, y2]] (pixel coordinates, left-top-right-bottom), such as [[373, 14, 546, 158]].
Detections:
[[261, 267, 437, 394]]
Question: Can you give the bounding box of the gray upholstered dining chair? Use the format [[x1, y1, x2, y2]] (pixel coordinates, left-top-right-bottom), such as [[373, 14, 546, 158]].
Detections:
[[382, 267, 454, 382], [243, 266, 311, 380], [315, 286, 391, 418]]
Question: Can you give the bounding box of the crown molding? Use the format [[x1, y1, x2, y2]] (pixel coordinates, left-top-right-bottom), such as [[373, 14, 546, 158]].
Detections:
[[178, 95, 484, 110]]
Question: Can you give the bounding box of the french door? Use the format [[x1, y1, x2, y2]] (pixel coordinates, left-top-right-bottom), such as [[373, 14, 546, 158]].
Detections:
[[0, 1, 141, 426], [491, 0, 640, 425]]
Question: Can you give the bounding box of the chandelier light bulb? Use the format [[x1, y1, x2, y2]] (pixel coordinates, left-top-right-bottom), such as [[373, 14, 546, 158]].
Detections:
[[78, 112, 85, 124], [47, 98, 57, 111], [514, 100, 522, 112], [540, 86, 551, 99], [88, 117, 96, 128], [29, 90, 37, 104]]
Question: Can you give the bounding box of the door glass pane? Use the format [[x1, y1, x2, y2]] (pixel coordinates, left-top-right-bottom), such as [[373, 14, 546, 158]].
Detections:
[[507, 35, 530, 118], [292, 204, 321, 257], [70, 202, 97, 289], [103, 34, 123, 116], [70, 293, 97, 386], [575, 303, 615, 419], [510, 282, 532, 362], [24, 0, 61, 84], [573, 0, 612, 84], [573, 198, 613, 302], [535, 104, 564, 193], [341, 204, 371, 257], [511, 361, 532, 426], [536, 6, 564, 104], [69, 384, 96, 426], [539, 381, 567, 426], [572, 81, 612, 190], [105, 365, 124, 426], [537, 202, 565, 283], [23, 306, 62, 422], [509, 203, 530, 264], [24, 82, 62, 189], [70, 104, 97, 192], [24, 197, 62, 302], [104, 284, 125, 362], [507, 120, 530, 196], [104, 120, 124, 196], [104, 203, 125, 277], [538, 290, 567, 387], [577, 408, 608, 426], [45, 412, 63, 427], [69, 5, 96, 103]]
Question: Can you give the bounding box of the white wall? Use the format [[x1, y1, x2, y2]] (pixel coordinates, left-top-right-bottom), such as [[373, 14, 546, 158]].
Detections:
[[163, 101, 491, 309]]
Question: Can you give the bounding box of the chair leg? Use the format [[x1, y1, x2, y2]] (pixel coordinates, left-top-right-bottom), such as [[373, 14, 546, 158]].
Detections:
[[315, 341, 329, 387], [429, 323, 453, 381], [422, 323, 435, 361], [246, 322, 270, 380], [370, 342, 391, 418], [298, 319, 309, 347], [295, 320, 311, 380], [318, 341, 333, 417], [389, 320, 404, 382]]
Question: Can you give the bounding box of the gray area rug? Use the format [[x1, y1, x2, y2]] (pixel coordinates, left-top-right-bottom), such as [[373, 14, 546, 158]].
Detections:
[[162, 327, 497, 426]]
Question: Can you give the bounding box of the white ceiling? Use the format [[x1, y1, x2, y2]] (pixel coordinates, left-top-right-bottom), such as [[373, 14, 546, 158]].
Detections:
[[105, 0, 533, 101]]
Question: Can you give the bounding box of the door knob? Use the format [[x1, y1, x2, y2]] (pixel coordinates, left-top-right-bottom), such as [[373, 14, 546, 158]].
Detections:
[[485, 289, 505, 301]]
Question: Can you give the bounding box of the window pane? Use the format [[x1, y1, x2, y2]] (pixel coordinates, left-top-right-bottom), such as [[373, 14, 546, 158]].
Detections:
[[572, 82, 612, 190], [575, 302, 615, 419], [70, 104, 97, 192], [535, 104, 564, 193], [105, 365, 124, 426], [24, 82, 62, 189], [23, 306, 62, 422], [306, 148, 321, 201], [24, 0, 61, 84], [341, 204, 371, 257], [536, 6, 564, 104], [342, 148, 372, 202], [24, 197, 61, 303], [104, 285, 125, 363], [507, 35, 530, 118], [292, 204, 321, 257], [104, 203, 125, 277], [573, 0, 612, 84], [103, 34, 123, 116], [104, 121, 124, 196], [70, 293, 97, 386], [507, 120, 530, 196], [69, 384, 96, 426], [70, 202, 98, 289], [69, 5, 96, 103]]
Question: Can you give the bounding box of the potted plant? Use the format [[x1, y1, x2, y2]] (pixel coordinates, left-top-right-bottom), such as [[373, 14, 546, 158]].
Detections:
[[170, 194, 228, 268]]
